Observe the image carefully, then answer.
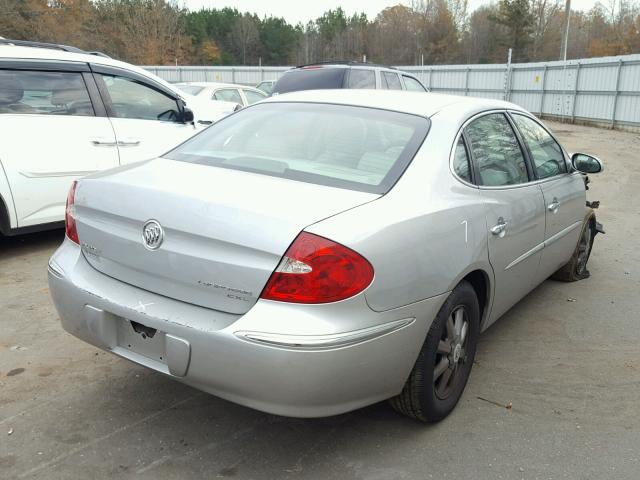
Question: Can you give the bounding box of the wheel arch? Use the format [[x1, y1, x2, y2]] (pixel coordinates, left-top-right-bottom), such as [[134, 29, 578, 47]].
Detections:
[[457, 268, 492, 330], [0, 194, 11, 235]]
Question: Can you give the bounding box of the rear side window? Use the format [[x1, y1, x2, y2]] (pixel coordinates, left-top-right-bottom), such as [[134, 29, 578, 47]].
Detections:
[[272, 68, 346, 94], [99, 75, 180, 122], [348, 69, 376, 89], [213, 88, 243, 104], [0, 70, 94, 116], [465, 113, 529, 187], [453, 136, 472, 183], [403, 76, 427, 92], [382, 72, 402, 90], [165, 102, 430, 194]]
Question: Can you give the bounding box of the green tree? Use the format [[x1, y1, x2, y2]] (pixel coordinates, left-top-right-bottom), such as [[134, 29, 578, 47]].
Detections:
[[490, 0, 535, 61]]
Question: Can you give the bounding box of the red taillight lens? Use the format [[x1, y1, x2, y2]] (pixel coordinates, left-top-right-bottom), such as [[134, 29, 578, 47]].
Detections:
[[260, 232, 374, 304], [65, 180, 79, 244]]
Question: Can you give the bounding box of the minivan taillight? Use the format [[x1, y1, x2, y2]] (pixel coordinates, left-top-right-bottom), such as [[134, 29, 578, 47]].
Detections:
[[260, 232, 374, 304], [65, 181, 79, 244]]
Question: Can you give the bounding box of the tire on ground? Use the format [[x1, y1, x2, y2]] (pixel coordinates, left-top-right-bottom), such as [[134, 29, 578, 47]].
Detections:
[[551, 209, 597, 282], [390, 280, 480, 423]]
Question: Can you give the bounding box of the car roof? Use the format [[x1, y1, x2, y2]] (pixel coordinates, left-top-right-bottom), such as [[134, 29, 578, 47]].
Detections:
[[0, 44, 178, 90], [264, 89, 525, 119]]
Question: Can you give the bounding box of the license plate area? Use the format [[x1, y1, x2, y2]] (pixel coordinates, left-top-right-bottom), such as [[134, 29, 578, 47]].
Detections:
[[117, 318, 166, 363]]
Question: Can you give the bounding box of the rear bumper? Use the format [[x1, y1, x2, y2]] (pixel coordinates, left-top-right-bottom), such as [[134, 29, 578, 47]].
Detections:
[[48, 239, 447, 417]]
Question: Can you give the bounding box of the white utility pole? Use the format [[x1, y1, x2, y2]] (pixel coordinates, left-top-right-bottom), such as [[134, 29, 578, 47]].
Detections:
[[560, 0, 571, 61]]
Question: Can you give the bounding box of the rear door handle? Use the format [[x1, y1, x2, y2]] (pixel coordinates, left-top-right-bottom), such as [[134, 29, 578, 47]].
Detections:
[[490, 217, 508, 237], [117, 138, 141, 147], [547, 198, 561, 212]]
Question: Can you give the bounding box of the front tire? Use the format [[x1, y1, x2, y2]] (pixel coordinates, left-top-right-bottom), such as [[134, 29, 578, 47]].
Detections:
[[390, 280, 480, 422], [552, 211, 596, 282]]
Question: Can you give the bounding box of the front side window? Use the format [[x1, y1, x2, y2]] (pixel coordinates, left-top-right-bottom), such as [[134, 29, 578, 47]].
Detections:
[[165, 102, 430, 194], [0, 69, 94, 116], [382, 72, 402, 90], [243, 89, 267, 105], [213, 88, 243, 105], [403, 76, 427, 92], [465, 113, 529, 187], [348, 69, 375, 89], [453, 136, 472, 183], [99, 75, 179, 122], [512, 114, 567, 179]]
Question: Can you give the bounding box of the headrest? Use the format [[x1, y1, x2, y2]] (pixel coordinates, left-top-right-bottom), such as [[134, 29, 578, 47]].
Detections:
[[0, 73, 24, 105], [51, 88, 85, 106]]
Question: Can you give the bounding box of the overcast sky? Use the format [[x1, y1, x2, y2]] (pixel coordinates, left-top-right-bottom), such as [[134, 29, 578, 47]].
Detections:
[[182, 0, 603, 24]]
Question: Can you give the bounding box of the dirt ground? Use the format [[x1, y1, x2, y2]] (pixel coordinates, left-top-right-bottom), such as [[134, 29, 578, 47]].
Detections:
[[1, 121, 640, 479]]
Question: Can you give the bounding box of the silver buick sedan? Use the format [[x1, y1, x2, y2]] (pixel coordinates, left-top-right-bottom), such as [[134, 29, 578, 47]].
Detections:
[[48, 90, 603, 422]]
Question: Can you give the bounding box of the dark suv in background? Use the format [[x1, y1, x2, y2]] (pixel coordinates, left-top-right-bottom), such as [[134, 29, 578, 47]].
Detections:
[[272, 62, 428, 95]]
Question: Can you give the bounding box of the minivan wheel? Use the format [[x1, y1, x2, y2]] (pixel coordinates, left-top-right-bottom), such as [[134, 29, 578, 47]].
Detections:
[[552, 211, 596, 282], [390, 280, 479, 422]]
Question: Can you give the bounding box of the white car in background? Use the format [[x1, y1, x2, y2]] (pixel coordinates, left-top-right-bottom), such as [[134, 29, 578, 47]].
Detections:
[[174, 82, 268, 108], [0, 39, 235, 236]]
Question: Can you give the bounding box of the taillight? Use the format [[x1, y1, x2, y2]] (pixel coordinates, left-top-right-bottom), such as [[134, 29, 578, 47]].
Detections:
[[260, 232, 374, 304], [65, 180, 79, 244]]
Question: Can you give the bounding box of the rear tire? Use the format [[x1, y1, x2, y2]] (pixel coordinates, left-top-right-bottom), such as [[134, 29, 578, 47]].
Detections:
[[552, 211, 596, 282], [390, 280, 480, 422]]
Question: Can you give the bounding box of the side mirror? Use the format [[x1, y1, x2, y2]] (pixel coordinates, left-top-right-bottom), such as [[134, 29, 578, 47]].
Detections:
[[181, 107, 194, 123], [571, 153, 603, 174], [233, 103, 243, 112]]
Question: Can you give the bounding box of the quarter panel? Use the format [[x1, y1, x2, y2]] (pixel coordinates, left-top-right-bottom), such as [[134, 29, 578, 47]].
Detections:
[[307, 114, 492, 312]]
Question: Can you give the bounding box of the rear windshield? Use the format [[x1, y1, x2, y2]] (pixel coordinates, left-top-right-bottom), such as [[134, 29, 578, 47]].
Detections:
[[165, 102, 430, 194], [272, 68, 346, 94], [175, 85, 204, 95]]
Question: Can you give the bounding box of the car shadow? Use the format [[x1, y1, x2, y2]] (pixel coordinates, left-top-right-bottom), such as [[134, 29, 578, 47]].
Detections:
[[0, 229, 63, 259]]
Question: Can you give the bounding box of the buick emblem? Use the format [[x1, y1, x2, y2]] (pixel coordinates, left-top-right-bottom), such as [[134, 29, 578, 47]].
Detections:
[[142, 220, 164, 250]]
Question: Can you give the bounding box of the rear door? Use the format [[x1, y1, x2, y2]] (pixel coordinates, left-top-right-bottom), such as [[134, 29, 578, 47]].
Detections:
[[464, 112, 546, 322], [0, 63, 118, 228], [93, 67, 197, 164], [510, 113, 586, 280]]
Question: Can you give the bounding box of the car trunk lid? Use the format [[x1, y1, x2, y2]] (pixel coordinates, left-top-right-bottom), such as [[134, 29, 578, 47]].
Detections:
[[75, 158, 377, 314]]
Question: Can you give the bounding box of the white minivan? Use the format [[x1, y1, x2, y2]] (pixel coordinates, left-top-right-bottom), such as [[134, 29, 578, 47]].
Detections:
[[0, 39, 236, 236]]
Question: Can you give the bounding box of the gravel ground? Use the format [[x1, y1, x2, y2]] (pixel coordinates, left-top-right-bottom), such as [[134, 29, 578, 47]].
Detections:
[[1, 121, 640, 479]]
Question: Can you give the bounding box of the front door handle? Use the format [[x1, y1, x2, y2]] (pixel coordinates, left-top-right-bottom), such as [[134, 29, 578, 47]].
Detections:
[[117, 138, 141, 147], [547, 198, 561, 213], [90, 138, 117, 147], [490, 217, 508, 237]]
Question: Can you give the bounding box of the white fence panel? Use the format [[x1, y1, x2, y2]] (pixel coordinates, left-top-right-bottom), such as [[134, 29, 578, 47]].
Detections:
[[144, 53, 640, 130]]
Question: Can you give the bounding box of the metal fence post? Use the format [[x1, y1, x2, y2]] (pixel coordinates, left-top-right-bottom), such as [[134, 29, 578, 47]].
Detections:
[[231, 67, 235, 84], [571, 62, 581, 123], [178, 67, 183, 82], [464, 67, 470, 96], [611, 59, 623, 128], [539, 66, 547, 116], [428, 68, 433, 91], [503, 48, 512, 101]]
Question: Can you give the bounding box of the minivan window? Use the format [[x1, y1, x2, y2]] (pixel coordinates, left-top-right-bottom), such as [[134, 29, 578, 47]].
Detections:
[[0, 70, 94, 116], [165, 103, 430, 194], [465, 113, 529, 186], [348, 69, 376, 89], [382, 72, 402, 90], [272, 68, 347, 94], [403, 76, 427, 92]]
